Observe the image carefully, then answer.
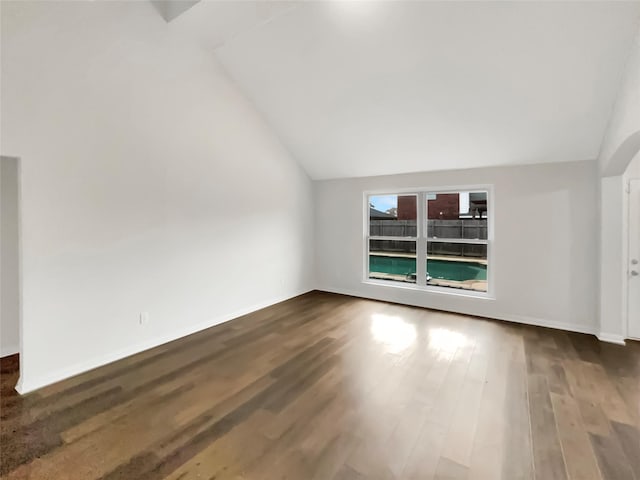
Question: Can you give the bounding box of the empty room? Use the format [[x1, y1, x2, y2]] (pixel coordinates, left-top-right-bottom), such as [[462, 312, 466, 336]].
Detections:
[[1, 0, 640, 479]]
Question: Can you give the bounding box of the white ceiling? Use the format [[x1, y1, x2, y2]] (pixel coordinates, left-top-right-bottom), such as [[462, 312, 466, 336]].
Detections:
[[172, 1, 640, 180], [151, 0, 201, 22]]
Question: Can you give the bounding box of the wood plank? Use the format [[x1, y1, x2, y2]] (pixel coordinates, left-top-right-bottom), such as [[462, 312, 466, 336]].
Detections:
[[550, 392, 602, 480], [501, 339, 534, 480], [527, 373, 568, 480], [468, 333, 512, 480], [590, 432, 636, 480], [0, 292, 638, 480], [611, 421, 640, 479]]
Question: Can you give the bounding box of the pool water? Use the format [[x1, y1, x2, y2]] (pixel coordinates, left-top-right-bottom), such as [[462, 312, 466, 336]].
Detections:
[[428, 259, 486, 281], [369, 256, 486, 281]]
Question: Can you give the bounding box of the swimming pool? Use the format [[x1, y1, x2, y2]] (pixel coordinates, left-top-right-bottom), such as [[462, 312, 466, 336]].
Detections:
[[369, 255, 486, 281]]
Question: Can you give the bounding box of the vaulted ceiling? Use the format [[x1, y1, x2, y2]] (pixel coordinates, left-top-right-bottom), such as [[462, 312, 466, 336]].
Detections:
[[171, 1, 640, 179]]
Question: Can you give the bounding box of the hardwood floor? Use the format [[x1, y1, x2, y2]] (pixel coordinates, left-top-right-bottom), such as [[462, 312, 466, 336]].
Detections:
[[1, 291, 639, 479]]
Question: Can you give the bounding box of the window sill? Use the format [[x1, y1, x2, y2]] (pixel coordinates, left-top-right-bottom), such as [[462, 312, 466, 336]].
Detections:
[[362, 279, 495, 300]]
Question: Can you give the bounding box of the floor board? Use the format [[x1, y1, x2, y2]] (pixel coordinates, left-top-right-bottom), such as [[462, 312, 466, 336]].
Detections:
[[1, 291, 639, 479]]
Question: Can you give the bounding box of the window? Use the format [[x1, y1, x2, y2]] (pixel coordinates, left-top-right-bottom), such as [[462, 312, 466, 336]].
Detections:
[[368, 194, 417, 283], [366, 189, 490, 294]]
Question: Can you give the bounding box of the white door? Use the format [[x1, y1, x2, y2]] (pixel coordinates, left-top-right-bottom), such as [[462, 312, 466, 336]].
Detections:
[[628, 179, 640, 339]]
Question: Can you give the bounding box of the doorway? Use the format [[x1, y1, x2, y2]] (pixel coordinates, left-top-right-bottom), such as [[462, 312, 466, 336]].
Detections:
[[1, 156, 20, 358]]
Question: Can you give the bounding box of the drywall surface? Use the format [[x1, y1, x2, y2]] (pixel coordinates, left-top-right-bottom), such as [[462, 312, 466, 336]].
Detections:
[[1, 157, 20, 357], [151, 0, 200, 22], [600, 25, 640, 176], [1, 1, 313, 392], [599, 176, 627, 342], [177, 1, 640, 179], [597, 24, 640, 341], [606, 151, 640, 342], [625, 150, 640, 180], [315, 161, 599, 334]]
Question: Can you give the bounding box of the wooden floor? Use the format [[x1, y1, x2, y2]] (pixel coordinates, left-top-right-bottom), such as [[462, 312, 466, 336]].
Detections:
[[1, 292, 639, 480]]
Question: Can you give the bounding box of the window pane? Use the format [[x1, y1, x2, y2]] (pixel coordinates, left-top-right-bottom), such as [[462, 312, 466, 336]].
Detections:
[[427, 191, 487, 240], [426, 242, 487, 292], [369, 194, 417, 237], [369, 239, 416, 283]]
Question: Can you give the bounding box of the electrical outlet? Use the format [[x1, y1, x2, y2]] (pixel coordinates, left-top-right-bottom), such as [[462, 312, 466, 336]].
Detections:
[[139, 312, 149, 325]]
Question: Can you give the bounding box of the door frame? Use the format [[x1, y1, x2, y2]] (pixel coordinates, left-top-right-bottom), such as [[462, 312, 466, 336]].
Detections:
[[626, 178, 640, 340], [0, 156, 23, 392]]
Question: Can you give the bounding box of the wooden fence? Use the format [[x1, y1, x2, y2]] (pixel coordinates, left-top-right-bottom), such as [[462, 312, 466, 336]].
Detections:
[[369, 219, 488, 258]]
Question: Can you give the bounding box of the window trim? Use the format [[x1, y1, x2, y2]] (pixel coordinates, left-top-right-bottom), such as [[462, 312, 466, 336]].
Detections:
[[364, 184, 495, 299]]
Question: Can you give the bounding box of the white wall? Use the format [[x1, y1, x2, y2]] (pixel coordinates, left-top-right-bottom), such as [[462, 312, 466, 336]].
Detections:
[[315, 161, 599, 334], [1, 1, 313, 393], [597, 24, 640, 341], [600, 25, 640, 176], [1, 157, 20, 357], [599, 176, 627, 342], [625, 150, 640, 180], [599, 153, 640, 343], [617, 152, 640, 341]]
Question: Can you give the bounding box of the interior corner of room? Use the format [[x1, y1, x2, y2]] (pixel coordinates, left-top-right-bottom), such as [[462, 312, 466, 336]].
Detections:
[[1, 0, 639, 396], [1, 1, 639, 478]]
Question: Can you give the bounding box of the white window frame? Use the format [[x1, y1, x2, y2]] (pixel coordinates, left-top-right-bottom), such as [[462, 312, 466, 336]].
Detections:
[[363, 185, 494, 299]]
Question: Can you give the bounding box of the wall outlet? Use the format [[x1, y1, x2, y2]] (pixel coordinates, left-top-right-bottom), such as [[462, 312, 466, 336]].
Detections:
[[139, 312, 149, 325]]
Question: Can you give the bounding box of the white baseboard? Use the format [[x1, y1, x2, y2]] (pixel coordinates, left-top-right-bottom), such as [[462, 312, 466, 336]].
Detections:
[[596, 332, 626, 345], [16, 288, 312, 395], [486, 312, 597, 336], [317, 286, 598, 337], [1, 344, 19, 358]]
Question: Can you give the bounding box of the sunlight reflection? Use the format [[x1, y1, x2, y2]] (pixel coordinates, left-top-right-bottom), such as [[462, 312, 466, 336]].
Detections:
[[428, 328, 468, 360], [370, 314, 417, 354]]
